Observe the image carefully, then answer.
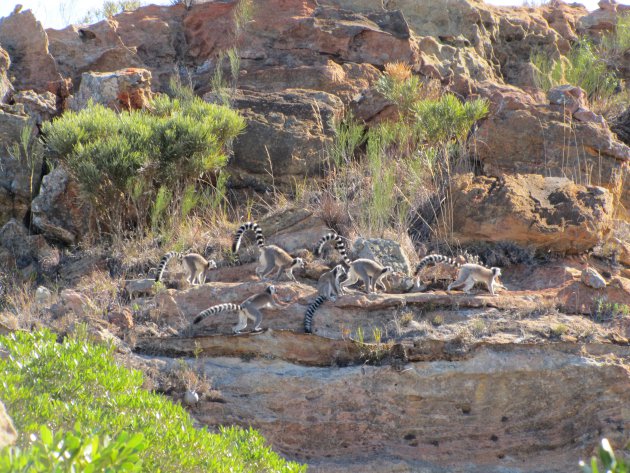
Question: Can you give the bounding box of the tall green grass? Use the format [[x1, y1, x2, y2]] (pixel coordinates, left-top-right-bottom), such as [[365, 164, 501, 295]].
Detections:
[[0, 330, 306, 472]]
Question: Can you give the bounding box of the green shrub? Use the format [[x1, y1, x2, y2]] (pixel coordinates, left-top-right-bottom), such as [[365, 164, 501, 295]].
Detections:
[[0, 425, 146, 472], [42, 94, 244, 238], [0, 330, 306, 473]]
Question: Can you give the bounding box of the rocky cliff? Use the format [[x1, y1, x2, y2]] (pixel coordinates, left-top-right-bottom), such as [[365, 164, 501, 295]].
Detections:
[[0, 0, 629, 471]]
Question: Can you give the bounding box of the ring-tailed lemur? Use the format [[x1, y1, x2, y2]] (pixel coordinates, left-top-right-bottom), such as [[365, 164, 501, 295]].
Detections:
[[193, 285, 285, 333], [413, 254, 503, 295], [315, 232, 352, 266], [232, 221, 304, 282], [340, 259, 393, 294], [304, 264, 346, 334], [155, 252, 217, 285]]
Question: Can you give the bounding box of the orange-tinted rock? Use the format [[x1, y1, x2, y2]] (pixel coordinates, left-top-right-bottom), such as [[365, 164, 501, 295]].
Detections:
[[0, 9, 60, 93], [67, 68, 153, 111], [442, 174, 614, 254]]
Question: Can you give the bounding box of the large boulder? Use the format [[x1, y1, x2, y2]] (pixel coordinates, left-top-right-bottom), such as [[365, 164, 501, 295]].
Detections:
[[0, 8, 60, 92], [476, 83, 630, 217], [441, 173, 615, 254], [67, 68, 153, 111], [0, 400, 16, 450], [0, 219, 58, 271], [185, 0, 417, 96], [352, 237, 411, 274], [31, 167, 91, 245], [215, 89, 343, 190]]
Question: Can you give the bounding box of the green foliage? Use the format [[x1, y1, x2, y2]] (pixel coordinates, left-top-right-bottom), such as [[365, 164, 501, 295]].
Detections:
[[329, 115, 365, 167], [7, 126, 43, 203], [592, 297, 630, 322], [0, 425, 146, 472], [531, 38, 619, 100], [0, 330, 306, 473], [42, 94, 244, 237], [375, 62, 425, 120], [600, 13, 630, 58], [413, 94, 489, 146], [580, 438, 628, 473]]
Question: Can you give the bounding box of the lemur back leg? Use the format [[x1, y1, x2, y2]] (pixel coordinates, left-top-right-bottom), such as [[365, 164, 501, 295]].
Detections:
[[340, 272, 360, 290], [462, 277, 476, 294], [233, 310, 248, 333], [248, 307, 264, 332]]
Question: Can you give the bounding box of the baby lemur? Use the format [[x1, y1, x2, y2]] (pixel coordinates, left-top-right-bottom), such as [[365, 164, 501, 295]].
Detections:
[[414, 254, 503, 295], [232, 221, 304, 282], [304, 264, 346, 334], [193, 285, 286, 333], [155, 252, 217, 285]]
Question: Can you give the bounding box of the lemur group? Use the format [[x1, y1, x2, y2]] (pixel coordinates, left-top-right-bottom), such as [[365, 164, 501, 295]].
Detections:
[[154, 222, 504, 335]]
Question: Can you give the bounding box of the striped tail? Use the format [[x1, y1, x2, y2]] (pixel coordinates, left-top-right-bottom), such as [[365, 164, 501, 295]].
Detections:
[[193, 303, 241, 324], [304, 295, 327, 333], [413, 254, 459, 276], [232, 221, 265, 254], [155, 251, 181, 282], [315, 232, 351, 266]]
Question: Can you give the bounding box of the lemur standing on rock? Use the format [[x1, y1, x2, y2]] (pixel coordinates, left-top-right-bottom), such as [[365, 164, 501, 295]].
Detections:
[[232, 222, 304, 282], [304, 264, 346, 334], [413, 254, 503, 295], [155, 252, 217, 285], [193, 285, 286, 333]]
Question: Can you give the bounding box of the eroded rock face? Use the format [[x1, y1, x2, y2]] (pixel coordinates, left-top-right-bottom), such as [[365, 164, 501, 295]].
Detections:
[[352, 237, 411, 274], [0, 400, 16, 450], [67, 68, 153, 111], [221, 89, 343, 190], [0, 47, 12, 102], [31, 167, 91, 245], [47, 20, 145, 90], [0, 9, 60, 92], [476, 84, 630, 215], [157, 345, 630, 473], [441, 174, 614, 254]]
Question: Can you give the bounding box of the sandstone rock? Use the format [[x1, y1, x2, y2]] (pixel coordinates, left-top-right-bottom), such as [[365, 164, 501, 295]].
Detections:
[[352, 237, 411, 274], [50, 289, 94, 318], [547, 84, 586, 114], [476, 84, 630, 216], [35, 286, 53, 307], [611, 107, 630, 145], [58, 251, 108, 283], [67, 68, 153, 111], [0, 219, 55, 268], [31, 167, 91, 245], [218, 89, 343, 190], [11, 90, 58, 125], [186, 0, 417, 95], [0, 47, 12, 103], [0, 9, 60, 92], [0, 109, 41, 227], [108, 308, 134, 330], [441, 174, 614, 254], [47, 20, 145, 89], [581, 267, 607, 289], [0, 400, 16, 450]]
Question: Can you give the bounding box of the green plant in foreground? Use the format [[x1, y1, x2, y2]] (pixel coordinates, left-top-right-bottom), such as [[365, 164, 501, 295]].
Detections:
[[0, 425, 146, 472], [0, 330, 305, 472], [580, 438, 628, 473]]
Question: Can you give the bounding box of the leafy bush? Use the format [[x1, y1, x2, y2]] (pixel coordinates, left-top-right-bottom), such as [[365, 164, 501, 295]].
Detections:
[[0, 330, 306, 472], [0, 426, 146, 472], [42, 94, 244, 238]]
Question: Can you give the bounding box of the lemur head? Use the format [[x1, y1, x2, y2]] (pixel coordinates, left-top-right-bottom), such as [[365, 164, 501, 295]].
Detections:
[[491, 267, 501, 278], [266, 285, 276, 295], [207, 260, 218, 270], [333, 264, 346, 277], [293, 257, 305, 269]]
